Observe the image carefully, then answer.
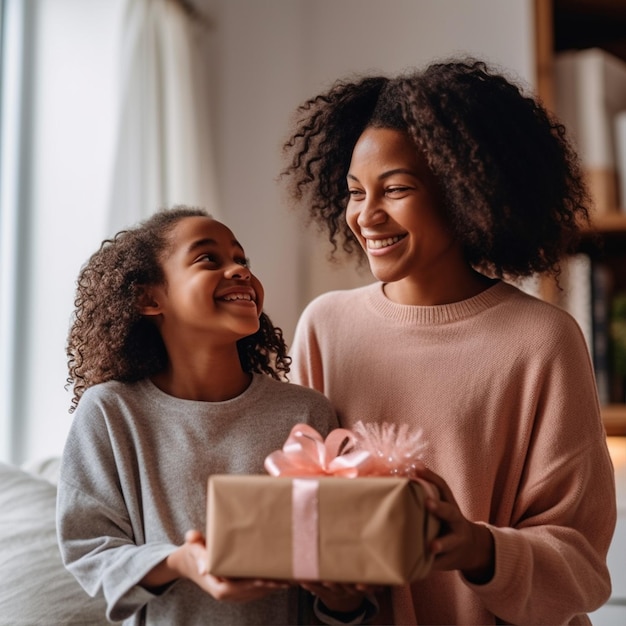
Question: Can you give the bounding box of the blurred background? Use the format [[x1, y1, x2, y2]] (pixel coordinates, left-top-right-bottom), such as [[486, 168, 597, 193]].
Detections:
[[0, 0, 535, 464]]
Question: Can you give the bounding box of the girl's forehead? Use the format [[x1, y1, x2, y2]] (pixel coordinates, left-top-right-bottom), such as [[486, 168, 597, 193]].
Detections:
[[171, 216, 236, 245]]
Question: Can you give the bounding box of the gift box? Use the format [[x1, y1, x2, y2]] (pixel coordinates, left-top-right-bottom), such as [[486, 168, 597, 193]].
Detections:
[[206, 473, 437, 584]]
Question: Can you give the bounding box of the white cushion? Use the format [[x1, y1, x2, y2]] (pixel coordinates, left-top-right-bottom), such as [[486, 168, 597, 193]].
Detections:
[[20, 456, 61, 485], [0, 461, 110, 625]]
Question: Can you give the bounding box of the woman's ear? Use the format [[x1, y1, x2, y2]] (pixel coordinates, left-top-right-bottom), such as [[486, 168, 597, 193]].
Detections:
[[137, 286, 163, 317]]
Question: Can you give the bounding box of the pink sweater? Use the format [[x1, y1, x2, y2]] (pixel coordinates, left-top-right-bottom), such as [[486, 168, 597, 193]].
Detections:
[[290, 281, 615, 625]]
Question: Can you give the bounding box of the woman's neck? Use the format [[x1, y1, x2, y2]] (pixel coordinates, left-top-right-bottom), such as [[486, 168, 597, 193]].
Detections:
[[383, 267, 495, 306]]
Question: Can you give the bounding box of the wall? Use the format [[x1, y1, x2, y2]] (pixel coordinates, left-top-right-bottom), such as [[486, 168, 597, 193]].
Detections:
[[209, 0, 536, 339], [4, 0, 535, 463]]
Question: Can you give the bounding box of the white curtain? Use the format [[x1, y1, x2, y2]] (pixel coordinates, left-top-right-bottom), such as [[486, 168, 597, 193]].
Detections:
[[106, 0, 220, 235], [0, 0, 37, 463]]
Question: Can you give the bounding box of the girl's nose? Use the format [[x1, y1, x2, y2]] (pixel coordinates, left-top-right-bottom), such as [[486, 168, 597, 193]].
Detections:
[[225, 263, 251, 280]]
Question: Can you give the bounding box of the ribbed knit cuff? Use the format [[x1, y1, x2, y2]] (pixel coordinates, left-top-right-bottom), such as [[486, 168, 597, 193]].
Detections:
[[313, 595, 379, 625]]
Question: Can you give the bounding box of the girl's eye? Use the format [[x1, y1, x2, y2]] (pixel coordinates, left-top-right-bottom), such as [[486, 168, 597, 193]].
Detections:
[[236, 257, 250, 268], [348, 189, 365, 198], [197, 253, 218, 264]]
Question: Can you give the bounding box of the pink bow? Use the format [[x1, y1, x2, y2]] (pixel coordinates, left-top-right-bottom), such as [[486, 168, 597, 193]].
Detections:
[[264, 423, 372, 478]]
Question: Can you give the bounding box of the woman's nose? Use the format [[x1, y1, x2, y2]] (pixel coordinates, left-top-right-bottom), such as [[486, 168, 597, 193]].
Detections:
[[356, 197, 387, 228], [225, 263, 251, 280]]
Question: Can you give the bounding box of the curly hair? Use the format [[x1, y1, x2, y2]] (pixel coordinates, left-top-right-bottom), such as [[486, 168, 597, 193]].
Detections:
[[67, 206, 290, 412], [281, 58, 592, 279]]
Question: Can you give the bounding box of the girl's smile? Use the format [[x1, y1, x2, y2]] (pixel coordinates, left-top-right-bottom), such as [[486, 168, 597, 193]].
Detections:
[[214, 285, 258, 304]]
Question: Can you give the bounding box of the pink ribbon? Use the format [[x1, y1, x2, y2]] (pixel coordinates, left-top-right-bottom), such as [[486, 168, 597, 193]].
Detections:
[[291, 478, 319, 579], [264, 424, 372, 580], [264, 423, 372, 478]]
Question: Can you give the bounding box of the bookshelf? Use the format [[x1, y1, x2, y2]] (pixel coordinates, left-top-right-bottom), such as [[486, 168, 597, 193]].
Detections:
[[535, 0, 626, 434], [603, 405, 626, 436]]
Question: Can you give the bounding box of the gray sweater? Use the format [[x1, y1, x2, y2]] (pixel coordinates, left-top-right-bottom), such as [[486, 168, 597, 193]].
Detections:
[[56, 374, 337, 625]]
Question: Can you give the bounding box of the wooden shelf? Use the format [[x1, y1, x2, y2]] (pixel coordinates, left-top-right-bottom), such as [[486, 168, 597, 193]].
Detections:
[[591, 212, 626, 232], [554, 0, 626, 61], [602, 404, 626, 436]]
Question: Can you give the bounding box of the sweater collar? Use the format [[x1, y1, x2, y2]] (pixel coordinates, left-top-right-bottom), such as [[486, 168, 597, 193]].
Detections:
[[139, 372, 263, 407], [366, 280, 515, 325]]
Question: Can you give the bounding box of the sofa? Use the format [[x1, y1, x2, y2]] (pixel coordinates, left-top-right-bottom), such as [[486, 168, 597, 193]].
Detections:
[[0, 459, 112, 625]]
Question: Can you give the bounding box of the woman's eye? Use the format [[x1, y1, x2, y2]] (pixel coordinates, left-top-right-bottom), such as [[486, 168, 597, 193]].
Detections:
[[386, 186, 410, 196], [348, 189, 365, 198], [236, 257, 250, 267]]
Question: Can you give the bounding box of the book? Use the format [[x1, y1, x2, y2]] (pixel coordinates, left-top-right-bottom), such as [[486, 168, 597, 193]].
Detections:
[[592, 262, 612, 405], [556, 255, 614, 405], [615, 111, 626, 210], [558, 254, 593, 357], [554, 48, 626, 214]]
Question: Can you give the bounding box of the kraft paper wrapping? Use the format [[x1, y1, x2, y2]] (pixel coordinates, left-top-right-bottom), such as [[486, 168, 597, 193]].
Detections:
[[206, 474, 438, 585]]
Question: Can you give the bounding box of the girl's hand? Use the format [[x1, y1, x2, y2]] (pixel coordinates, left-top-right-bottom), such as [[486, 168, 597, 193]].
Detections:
[[413, 467, 495, 584], [146, 529, 290, 602], [199, 575, 291, 603]]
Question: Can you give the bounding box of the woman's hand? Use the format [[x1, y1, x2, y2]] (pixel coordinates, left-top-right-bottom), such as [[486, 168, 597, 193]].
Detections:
[[299, 581, 373, 613], [413, 467, 495, 584], [143, 529, 290, 602]]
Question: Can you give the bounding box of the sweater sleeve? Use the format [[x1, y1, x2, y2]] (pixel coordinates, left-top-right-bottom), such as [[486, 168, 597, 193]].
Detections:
[[56, 394, 176, 623], [465, 317, 616, 625]]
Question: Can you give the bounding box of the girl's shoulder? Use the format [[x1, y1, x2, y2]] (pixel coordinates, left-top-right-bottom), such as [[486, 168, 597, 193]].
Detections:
[[252, 375, 338, 428], [255, 374, 331, 405], [79, 378, 144, 403], [72, 379, 152, 421]]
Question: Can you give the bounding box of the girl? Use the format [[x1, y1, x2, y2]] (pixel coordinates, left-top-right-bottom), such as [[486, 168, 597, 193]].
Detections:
[[281, 58, 617, 624], [56, 207, 339, 625]]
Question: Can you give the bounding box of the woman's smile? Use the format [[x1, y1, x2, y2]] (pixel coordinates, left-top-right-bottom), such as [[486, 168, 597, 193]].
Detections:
[[365, 233, 407, 253]]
